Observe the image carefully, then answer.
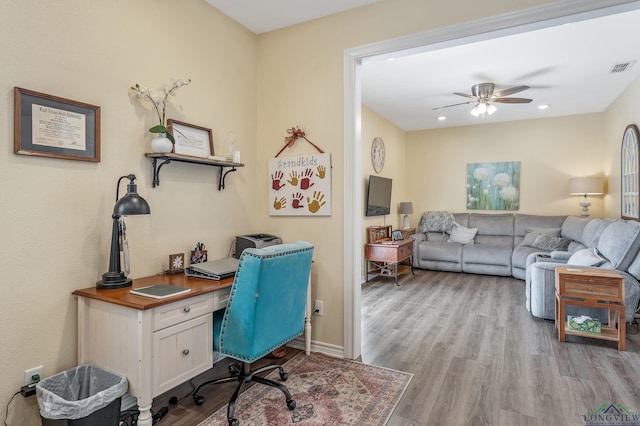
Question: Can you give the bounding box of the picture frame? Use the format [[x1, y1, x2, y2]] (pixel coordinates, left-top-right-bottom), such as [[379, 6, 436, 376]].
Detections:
[[392, 230, 404, 241], [14, 87, 100, 162], [367, 225, 391, 243], [168, 119, 214, 158]]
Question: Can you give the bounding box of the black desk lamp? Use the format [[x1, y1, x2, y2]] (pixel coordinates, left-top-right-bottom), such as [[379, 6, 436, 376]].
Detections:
[[97, 174, 151, 289]]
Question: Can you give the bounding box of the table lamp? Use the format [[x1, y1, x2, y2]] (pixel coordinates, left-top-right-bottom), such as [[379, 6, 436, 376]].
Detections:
[[399, 202, 413, 228], [97, 174, 151, 289], [569, 176, 603, 217]]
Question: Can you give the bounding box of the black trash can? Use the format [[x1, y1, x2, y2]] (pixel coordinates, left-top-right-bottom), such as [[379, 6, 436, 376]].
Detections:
[[36, 364, 127, 426]]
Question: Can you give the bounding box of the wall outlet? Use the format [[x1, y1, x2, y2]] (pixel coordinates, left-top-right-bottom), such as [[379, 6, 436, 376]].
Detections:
[[314, 300, 323, 316], [24, 365, 43, 386]]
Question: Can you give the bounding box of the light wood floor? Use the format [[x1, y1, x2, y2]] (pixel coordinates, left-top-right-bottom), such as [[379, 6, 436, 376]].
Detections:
[[362, 269, 640, 426], [148, 269, 640, 425]]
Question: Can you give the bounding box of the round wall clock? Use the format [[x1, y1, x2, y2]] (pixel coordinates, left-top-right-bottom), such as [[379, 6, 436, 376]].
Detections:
[[371, 137, 385, 173]]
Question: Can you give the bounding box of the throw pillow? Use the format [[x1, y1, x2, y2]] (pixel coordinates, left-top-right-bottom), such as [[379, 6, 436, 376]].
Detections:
[[448, 222, 478, 244], [567, 248, 606, 267], [519, 227, 561, 247], [420, 211, 455, 233], [531, 234, 571, 251]]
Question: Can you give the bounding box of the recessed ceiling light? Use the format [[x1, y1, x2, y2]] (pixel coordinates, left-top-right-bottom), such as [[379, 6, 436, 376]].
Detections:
[[437, 116, 446, 121], [538, 104, 549, 110]]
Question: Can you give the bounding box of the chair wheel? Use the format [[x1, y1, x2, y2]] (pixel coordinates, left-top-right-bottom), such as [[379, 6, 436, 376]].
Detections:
[[279, 371, 288, 381], [193, 393, 205, 406], [287, 399, 296, 410], [229, 364, 240, 376], [229, 418, 239, 426]]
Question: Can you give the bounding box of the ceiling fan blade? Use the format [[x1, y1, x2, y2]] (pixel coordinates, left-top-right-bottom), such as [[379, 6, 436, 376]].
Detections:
[[453, 92, 476, 99], [492, 97, 533, 104], [492, 85, 529, 98], [432, 100, 474, 110]]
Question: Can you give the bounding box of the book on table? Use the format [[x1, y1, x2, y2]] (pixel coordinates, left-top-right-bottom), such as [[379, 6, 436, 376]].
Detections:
[[130, 284, 191, 299]]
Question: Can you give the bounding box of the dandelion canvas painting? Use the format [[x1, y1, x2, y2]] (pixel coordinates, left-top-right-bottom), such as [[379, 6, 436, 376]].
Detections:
[[467, 161, 520, 210]]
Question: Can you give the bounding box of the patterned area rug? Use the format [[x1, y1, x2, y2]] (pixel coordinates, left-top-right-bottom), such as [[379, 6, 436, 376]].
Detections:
[[197, 352, 412, 426]]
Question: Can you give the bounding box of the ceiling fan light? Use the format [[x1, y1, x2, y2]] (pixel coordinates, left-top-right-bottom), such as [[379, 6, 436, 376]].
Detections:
[[486, 103, 497, 115], [470, 105, 480, 117], [477, 103, 487, 114]]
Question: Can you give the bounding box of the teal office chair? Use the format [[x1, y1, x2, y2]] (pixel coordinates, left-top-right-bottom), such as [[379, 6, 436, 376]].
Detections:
[[192, 241, 314, 426]]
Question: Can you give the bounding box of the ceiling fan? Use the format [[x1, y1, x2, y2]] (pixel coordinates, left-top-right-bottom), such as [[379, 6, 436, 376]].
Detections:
[[433, 82, 532, 116]]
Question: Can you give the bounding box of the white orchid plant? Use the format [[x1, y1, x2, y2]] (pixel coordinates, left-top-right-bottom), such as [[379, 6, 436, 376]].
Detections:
[[130, 77, 191, 144]]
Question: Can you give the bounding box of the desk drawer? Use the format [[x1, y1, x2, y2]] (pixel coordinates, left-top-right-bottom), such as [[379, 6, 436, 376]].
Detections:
[[153, 294, 213, 331], [213, 287, 231, 311], [397, 243, 412, 259], [153, 314, 212, 396], [562, 278, 623, 299]]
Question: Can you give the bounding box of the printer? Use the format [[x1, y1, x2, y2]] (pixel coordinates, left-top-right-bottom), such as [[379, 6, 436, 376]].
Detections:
[[235, 233, 282, 258]]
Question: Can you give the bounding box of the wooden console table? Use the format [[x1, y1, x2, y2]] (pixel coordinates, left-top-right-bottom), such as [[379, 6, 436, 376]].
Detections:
[[73, 272, 312, 426], [554, 266, 625, 351], [365, 239, 414, 285]]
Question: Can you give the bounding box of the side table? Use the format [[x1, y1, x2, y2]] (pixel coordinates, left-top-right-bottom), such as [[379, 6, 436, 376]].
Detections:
[[554, 266, 625, 351], [365, 239, 414, 285], [397, 227, 416, 241]]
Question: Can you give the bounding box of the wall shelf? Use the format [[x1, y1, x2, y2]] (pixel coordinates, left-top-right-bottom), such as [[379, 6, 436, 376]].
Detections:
[[145, 153, 244, 190]]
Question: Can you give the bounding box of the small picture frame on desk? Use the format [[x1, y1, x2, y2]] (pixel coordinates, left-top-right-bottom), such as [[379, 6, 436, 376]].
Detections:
[[167, 253, 185, 274], [392, 230, 404, 241], [367, 225, 392, 243]]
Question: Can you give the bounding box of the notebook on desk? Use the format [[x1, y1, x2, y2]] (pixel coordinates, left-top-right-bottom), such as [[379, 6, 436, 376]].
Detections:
[[185, 257, 240, 280]]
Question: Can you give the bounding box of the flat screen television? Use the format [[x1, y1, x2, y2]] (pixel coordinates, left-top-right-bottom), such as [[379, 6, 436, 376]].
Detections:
[[366, 175, 392, 216]]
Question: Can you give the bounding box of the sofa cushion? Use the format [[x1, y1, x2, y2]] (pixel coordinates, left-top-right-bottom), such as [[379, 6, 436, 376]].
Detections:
[[469, 213, 514, 236], [425, 232, 448, 242], [582, 218, 613, 247], [560, 216, 592, 242], [596, 221, 640, 270], [519, 227, 561, 247], [627, 250, 640, 282], [417, 241, 462, 263], [531, 235, 570, 251], [448, 222, 477, 244], [567, 248, 606, 267]]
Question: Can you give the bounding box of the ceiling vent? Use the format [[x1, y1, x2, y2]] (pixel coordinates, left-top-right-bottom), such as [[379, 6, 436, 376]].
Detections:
[[610, 61, 636, 73]]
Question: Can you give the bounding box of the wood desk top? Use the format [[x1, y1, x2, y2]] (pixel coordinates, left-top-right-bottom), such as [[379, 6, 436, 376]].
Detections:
[[72, 273, 233, 310]]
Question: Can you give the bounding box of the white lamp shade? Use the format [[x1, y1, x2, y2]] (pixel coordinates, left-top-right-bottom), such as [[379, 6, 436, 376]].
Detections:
[[569, 177, 604, 195]]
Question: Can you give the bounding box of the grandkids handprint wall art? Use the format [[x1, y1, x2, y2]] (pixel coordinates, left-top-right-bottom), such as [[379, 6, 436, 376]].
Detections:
[[269, 153, 331, 216]]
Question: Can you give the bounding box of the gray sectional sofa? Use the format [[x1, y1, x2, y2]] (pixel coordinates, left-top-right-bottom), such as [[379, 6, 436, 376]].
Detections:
[[409, 212, 640, 323]]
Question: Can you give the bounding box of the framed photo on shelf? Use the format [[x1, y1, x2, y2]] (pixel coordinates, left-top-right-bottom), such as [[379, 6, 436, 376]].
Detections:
[[367, 225, 391, 243], [168, 119, 213, 158], [392, 230, 404, 241], [14, 87, 101, 162]]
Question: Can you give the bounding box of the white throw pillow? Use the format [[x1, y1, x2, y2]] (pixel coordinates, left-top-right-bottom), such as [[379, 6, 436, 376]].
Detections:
[[567, 248, 606, 267], [448, 222, 478, 244]]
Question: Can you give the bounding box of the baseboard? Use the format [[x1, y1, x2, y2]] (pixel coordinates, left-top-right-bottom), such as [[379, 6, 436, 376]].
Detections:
[[288, 337, 345, 359]]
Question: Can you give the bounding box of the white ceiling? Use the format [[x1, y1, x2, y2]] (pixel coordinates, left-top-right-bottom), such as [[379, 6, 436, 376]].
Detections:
[[361, 8, 640, 131], [205, 0, 380, 34], [206, 1, 640, 131]]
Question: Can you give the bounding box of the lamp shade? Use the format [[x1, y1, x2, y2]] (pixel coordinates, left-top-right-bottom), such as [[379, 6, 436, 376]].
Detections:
[[569, 177, 604, 196], [398, 202, 413, 214]]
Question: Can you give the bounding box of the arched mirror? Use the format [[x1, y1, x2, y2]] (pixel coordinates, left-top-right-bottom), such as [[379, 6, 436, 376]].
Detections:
[[622, 124, 639, 220]]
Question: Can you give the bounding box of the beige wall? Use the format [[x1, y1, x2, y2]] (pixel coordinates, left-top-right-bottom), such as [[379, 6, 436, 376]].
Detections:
[[256, 0, 555, 354], [603, 74, 640, 217], [0, 0, 596, 420], [361, 106, 408, 275], [405, 114, 607, 220], [0, 0, 257, 420]]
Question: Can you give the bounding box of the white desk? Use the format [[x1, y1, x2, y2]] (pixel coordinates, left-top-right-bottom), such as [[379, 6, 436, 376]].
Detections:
[[73, 273, 312, 426]]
